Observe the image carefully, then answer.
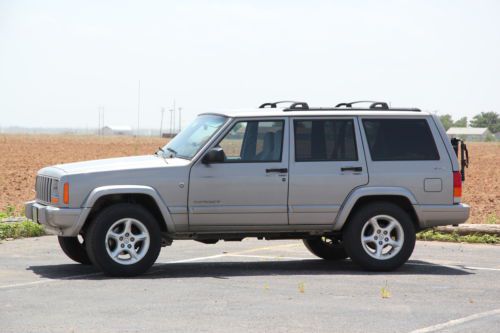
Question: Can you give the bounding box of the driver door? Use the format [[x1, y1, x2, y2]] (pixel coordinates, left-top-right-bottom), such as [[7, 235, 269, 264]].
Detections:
[[188, 118, 289, 228]]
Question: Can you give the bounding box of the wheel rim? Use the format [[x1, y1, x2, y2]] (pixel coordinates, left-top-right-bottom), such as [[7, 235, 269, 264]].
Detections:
[[105, 218, 150, 265], [360, 215, 404, 260]]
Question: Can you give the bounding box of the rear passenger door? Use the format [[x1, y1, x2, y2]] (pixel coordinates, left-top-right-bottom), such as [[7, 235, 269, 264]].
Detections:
[[288, 117, 368, 225]]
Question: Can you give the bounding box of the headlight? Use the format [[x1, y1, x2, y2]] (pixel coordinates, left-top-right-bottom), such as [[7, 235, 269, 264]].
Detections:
[[50, 180, 59, 204]]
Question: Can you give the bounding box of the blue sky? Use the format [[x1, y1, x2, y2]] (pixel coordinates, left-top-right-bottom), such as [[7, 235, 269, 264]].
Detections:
[[1, 0, 499, 130]]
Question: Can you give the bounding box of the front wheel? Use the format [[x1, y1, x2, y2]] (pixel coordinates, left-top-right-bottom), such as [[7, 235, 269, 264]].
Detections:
[[86, 203, 162, 277], [303, 237, 348, 260], [343, 202, 416, 271], [58, 236, 92, 265]]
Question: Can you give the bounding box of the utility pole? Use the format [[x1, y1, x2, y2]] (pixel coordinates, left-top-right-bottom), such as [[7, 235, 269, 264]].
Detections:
[[137, 80, 141, 136], [169, 108, 174, 137], [98, 107, 101, 136], [178, 107, 182, 132], [172, 100, 176, 134], [159, 107, 165, 138]]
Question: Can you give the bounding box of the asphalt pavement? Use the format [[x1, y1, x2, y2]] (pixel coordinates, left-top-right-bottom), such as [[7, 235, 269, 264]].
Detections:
[[1, 236, 499, 333]]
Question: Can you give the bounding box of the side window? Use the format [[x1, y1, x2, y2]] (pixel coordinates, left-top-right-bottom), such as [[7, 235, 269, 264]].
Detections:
[[363, 119, 440, 161], [218, 120, 284, 162], [294, 119, 358, 162]]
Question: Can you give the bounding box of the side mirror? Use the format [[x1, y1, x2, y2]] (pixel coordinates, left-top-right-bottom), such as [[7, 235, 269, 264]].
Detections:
[[202, 147, 225, 164]]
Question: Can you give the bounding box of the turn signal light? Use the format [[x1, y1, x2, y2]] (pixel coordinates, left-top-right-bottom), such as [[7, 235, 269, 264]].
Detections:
[[63, 183, 70, 204]]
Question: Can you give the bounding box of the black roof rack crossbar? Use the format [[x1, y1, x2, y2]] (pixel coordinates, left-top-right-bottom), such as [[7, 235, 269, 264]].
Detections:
[[259, 101, 307, 109], [335, 101, 389, 110]]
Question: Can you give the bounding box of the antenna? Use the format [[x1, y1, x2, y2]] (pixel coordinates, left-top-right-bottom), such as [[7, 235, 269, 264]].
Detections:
[[178, 107, 182, 132], [160, 107, 165, 138]]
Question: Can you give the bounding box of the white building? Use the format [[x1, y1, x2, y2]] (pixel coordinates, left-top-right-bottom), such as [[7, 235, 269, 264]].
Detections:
[[446, 127, 491, 141], [102, 125, 133, 136]]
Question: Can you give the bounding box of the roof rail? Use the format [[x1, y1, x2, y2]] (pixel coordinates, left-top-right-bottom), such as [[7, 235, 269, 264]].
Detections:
[[335, 101, 389, 110], [259, 101, 308, 109]]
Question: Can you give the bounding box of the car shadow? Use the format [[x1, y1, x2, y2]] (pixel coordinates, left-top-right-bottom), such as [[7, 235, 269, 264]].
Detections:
[[27, 258, 473, 280]]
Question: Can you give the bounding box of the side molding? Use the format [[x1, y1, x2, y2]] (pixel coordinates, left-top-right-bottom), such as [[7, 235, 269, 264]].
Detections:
[[79, 185, 175, 233], [332, 187, 419, 231]]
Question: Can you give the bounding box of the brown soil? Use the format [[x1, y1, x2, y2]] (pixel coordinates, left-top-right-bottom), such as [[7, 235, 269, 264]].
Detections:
[[0, 135, 498, 224]]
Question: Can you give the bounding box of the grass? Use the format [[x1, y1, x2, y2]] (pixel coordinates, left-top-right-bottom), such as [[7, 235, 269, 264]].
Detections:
[[0, 221, 45, 240], [417, 229, 500, 244]]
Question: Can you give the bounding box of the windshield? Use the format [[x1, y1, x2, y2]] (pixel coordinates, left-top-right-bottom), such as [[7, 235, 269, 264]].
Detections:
[[161, 115, 227, 159]]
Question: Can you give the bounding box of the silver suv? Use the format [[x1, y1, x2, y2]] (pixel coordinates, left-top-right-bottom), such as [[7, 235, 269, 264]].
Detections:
[[25, 101, 470, 276]]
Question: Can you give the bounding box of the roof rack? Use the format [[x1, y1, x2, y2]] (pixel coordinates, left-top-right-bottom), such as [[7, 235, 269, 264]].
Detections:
[[258, 100, 421, 112], [259, 101, 309, 109]]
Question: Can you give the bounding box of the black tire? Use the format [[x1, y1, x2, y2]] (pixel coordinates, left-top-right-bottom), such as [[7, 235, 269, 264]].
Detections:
[[342, 202, 416, 271], [86, 203, 162, 277], [58, 236, 92, 265], [303, 237, 348, 260]]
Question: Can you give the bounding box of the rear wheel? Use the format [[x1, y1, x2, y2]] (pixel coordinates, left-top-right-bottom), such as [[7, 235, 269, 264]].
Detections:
[[303, 237, 348, 260], [343, 202, 416, 271], [86, 203, 162, 277], [58, 235, 92, 265]]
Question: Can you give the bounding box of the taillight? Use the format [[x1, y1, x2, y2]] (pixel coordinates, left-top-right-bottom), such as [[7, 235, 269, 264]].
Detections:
[[453, 171, 462, 203]]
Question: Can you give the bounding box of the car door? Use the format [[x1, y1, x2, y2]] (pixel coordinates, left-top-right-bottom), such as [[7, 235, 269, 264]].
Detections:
[[288, 117, 368, 224], [188, 118, 289, 227]]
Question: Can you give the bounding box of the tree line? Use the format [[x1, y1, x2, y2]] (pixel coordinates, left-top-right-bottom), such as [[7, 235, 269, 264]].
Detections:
[[439, 111, 499, 133]]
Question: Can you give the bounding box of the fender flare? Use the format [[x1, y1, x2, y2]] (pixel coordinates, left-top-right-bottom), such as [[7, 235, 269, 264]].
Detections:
[[77, 185, 175, 234], [332, 186, 419, 231]]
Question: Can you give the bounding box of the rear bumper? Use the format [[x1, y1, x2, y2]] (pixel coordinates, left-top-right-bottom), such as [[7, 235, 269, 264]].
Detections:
[[25, 201, 90, 236], [415, 203, 470, 228]]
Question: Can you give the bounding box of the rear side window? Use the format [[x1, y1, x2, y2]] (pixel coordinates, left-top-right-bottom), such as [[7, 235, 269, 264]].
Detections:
[[294, 119, 358, 162], [363, 119, 439, 161]]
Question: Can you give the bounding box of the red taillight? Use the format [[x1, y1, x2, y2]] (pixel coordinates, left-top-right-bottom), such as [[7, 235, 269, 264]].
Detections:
[[453, 171, 462, 203]]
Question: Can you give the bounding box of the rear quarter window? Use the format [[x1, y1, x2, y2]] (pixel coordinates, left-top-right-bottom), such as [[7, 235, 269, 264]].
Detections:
[[363, 119, 440, 161]]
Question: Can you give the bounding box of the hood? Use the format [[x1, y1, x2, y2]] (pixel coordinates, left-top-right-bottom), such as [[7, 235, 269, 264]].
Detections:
[[49, 155, 169, 175]]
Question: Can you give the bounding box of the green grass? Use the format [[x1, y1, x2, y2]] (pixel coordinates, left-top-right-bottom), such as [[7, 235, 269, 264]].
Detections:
[[417, 229, 500, 244], [0, 221, 45, 240]]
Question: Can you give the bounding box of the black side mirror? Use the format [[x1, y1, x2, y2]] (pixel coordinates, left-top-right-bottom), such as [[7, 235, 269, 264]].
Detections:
[[202, 147, 225, 164]]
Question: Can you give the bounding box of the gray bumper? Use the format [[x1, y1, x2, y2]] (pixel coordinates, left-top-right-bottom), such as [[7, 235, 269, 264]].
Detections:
[[415, 203, 470, 228], [25, 201, 90, 236]]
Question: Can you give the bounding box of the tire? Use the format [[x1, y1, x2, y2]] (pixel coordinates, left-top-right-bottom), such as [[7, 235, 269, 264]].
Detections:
[[58, 236, 92, 265], [342, 202, 416, 271], [86, 203, 162, 277], [303, 237, 348, 260]]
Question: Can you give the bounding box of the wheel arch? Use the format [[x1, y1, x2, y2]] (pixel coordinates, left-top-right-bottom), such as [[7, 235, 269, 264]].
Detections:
[[333, 187, 421, 231], [77, 186, 175, 235]]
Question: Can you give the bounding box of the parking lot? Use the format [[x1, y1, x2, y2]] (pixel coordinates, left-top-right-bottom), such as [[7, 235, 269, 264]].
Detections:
[[1, 236, 499, 333]]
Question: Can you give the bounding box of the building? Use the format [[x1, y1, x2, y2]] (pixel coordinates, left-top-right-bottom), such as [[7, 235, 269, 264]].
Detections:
[[446, 127, 491, 141], [102, 125, 133, 136]]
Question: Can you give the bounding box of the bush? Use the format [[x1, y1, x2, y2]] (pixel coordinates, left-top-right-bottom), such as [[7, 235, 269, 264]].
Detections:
[[0, 221, 45, 240]]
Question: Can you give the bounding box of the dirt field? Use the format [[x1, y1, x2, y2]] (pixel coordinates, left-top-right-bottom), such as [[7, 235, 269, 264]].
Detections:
[[0, 135, 498, 224]]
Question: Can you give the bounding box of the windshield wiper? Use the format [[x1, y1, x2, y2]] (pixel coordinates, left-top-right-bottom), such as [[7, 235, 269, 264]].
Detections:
[[166, 147, 178, 157], [155, 147, 165, 155]]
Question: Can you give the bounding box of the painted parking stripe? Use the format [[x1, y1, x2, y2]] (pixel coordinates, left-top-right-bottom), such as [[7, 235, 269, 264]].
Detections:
[[409, 308, 500, 333]]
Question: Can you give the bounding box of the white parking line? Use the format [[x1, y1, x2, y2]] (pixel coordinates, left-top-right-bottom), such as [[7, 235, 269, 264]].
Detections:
[[226, 254, 311, 260], [407, 261, 500, 272], [409, 308, 500, 333]]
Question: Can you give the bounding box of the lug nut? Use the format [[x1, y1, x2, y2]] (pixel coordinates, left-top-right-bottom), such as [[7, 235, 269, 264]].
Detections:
[[130, 237, 135, 242], [120, 244, 124, 248], [383, 231, 388, 235], [127, 244, 131, 248], [119, 237, 123, 241], [385, 238, 389, 241], [377, 230, 381, 234], [379, 241, 383, 245], [374, 236, 378, 240], [125, 233, 129, 237]]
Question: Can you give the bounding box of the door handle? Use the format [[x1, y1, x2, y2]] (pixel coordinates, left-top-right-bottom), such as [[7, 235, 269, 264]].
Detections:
[[266, 168, 288, 173], [341, 166, 362, 172]]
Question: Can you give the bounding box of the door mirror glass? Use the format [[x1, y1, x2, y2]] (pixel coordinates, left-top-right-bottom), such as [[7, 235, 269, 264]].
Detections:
[[202, 147, 226, 164]]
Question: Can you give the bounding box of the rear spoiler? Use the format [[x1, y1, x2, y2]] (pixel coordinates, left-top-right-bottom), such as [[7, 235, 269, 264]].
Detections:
[[450, 138, 469, 181]]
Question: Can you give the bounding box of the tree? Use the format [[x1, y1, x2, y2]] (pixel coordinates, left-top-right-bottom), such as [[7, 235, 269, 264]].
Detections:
[[470, 112, 499, 133], [439, 114, 453, 130], [453, 117, 467, 127]]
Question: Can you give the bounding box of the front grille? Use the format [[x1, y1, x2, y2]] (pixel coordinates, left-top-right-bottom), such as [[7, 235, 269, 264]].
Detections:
[[35, 176, 53, 203]]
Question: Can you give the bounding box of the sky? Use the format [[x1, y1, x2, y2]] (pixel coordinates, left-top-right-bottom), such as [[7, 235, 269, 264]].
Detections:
[[1, 0, 499, 131]]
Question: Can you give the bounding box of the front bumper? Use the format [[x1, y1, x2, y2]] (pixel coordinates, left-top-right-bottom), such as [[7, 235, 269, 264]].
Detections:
[[25, 201, 90, 236], [415, 203, 471, 228]]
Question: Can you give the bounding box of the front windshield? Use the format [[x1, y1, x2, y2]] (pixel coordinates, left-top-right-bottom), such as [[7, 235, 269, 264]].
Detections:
[[161, 115, 227, 159]]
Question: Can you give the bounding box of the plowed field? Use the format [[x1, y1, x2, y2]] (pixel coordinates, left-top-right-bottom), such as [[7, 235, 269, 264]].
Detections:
[[0, 135, 498, 224]]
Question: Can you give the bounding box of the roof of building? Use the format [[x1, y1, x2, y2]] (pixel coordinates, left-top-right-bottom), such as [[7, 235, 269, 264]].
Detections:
[[446, 127, 489, 135], [103, 125, 133, 131]]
